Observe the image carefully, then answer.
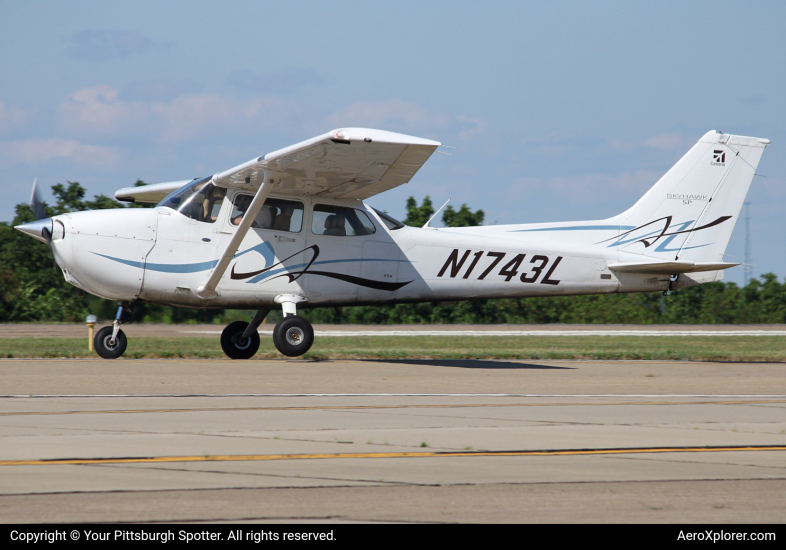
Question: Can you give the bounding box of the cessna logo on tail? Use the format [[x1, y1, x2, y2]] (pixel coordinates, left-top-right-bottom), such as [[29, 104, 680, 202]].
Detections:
[[712, 150, 726, 166]]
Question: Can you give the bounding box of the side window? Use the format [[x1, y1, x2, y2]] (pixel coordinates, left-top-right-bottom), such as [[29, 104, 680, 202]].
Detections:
[[230, 195, 303, 232], [311, 204, 377, 236]]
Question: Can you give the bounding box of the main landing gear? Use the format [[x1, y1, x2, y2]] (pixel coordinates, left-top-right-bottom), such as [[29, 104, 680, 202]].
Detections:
[[94, 302, 131, 359], [220, 309, 266, 359], [220, 295, 314, 359]]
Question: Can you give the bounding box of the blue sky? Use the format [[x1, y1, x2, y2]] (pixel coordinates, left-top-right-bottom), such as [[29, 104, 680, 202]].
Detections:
[[2, 1, 783, 285]]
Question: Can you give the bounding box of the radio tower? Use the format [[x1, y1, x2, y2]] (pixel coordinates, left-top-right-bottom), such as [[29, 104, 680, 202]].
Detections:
[[743, 202, 752, 286]]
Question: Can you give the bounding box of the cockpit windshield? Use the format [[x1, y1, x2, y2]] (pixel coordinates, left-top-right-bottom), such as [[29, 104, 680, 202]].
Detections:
[[157, 177, 226, 224]]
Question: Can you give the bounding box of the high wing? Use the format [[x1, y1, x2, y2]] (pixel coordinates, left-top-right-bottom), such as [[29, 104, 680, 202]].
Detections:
[[115, 180, 192, 204], [115, 128, 440, 204], [211, 128, 440, 199]]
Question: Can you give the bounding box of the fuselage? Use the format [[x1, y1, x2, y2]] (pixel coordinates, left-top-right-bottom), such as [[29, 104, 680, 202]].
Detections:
[[15, 128, 766, 360], [48, 189, 715, 311]]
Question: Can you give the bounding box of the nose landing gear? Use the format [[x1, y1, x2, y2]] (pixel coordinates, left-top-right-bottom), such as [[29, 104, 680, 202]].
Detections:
[[94, 301, 131, 359], [94, 326, 127, 359]]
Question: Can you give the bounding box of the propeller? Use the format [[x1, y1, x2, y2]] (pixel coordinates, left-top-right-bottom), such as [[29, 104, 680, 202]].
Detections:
[[15, 178, 52, 243], [30, 178, 47, 221]]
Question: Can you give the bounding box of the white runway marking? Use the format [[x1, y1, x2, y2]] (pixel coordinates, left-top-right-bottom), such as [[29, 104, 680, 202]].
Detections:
[[3, 393, 786, 399], [182, 330, 786, 337]]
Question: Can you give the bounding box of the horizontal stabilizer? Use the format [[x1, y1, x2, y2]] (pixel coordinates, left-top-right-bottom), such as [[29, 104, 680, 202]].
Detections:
[[608, 261, 739, 274], [115, 180, 193, 204]]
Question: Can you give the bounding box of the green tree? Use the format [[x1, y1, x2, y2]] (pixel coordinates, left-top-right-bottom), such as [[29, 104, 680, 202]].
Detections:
[[0, 202, 89, 322], [404, 196, 434, 227], [49, 180, 149, 213], [442, 203, 484, 227]]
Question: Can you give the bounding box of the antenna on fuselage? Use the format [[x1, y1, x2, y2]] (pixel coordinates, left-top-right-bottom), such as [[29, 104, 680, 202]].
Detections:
[[423, 198, 451, 229]]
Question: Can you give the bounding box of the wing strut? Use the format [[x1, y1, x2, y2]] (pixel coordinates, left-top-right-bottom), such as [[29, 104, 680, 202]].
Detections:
[[196, 175, 277, 299]]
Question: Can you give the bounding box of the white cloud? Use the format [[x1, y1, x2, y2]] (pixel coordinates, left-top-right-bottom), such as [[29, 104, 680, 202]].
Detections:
[[55, 86, 299, 145], [152, 94, 293, 144], [57, 86, 149, 136], [643, 132, 687, 150], [507, 170, 661, 208], [0, 138, 118, 167], [328, 99, 446, 131], [0, 99, 25, 133], [456, 116, 485, 141], [227, 68, 323, 93]]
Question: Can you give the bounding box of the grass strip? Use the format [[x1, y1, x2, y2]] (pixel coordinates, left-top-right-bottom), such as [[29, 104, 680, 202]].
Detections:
[[0, 335, 785, 362]]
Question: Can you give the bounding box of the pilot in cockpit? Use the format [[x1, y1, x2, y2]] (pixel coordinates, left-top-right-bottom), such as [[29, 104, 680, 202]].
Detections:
[[231, 194, 272, 228]]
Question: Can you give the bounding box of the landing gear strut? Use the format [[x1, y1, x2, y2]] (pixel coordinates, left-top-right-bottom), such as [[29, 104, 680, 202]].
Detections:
[[94, 301, 130, 359]]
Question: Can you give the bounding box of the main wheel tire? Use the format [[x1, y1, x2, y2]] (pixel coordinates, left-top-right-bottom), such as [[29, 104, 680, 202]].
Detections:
[[94, 326, 127, 359], [221, 320, 260, 359], [273, 315, 314, 357]]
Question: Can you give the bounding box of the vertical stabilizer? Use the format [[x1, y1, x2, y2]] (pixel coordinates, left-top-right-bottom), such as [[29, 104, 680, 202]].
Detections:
[[608, 131, 769, 262]]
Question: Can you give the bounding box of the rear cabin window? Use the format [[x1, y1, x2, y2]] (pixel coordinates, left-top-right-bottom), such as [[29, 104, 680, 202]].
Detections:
[[311, 204, 377, 236], [230, 195, 304, 232]]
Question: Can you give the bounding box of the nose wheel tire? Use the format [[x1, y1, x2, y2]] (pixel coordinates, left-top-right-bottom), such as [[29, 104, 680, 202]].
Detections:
[[273, 315, 314, 357], [94, 326, 127, 359], [221, 320, 261, 359]]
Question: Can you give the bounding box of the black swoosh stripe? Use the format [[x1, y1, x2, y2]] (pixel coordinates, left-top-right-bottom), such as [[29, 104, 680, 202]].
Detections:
[[271, 270, 412, 291], [230, 245, 320, 280]]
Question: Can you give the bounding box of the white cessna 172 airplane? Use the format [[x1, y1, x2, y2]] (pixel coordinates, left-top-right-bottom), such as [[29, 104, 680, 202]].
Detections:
[[15, 128, 769, 359]]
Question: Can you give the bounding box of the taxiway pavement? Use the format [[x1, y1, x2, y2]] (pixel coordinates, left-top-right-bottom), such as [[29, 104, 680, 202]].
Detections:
[[0, 358, 784, 523]]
